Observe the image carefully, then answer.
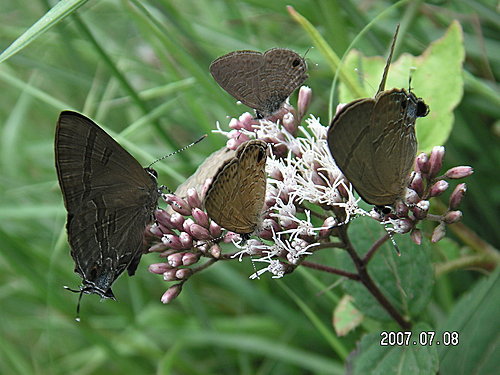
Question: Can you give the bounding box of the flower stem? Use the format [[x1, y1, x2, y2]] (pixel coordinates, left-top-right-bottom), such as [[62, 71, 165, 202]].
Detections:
[[338, 226, 411, 330], [301, 261, 359, 280]]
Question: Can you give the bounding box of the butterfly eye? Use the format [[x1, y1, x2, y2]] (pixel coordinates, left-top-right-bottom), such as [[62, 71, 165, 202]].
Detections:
[[145, 167, 158, 179], [292, 58, 301, 67], [416, 100, 429, 117], [257, 148, 266, 162]]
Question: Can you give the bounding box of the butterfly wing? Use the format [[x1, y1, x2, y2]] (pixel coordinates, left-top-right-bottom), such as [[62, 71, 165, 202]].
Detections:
[[327, 98, 391, 205], [204, 140, 267, 235], [369, 89, 422, 202], [210, 50, 267, 111], [258, 48, 308, 115], [55, 111, 159, 298], [210, 49, 308, 117]]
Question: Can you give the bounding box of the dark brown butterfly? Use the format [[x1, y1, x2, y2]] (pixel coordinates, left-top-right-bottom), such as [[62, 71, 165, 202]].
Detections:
[[203, 140, 268, 239], [327, 25, 429, 207], [55, 111, 160, 303], [210, 48, 308, 118]]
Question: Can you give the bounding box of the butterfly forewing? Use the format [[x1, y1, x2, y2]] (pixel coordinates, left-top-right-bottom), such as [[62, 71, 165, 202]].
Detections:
[[55, 111, 159, 298], [327, 26, 429, 207], [203, 140, 267, 236]]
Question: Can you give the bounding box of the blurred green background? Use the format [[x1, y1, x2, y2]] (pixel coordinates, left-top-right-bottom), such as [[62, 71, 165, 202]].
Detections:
[[0, 0, 498, 374]]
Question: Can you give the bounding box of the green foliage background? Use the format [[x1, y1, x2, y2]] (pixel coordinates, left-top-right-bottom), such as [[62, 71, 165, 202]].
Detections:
[[0, 0, 498, 374]]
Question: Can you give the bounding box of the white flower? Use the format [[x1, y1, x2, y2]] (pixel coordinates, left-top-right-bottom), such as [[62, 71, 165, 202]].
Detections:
[[249, 259, 286, 279]]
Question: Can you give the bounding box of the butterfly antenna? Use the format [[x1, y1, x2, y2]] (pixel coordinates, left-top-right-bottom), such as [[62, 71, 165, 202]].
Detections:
[[249, 254, 260, 280], [408, 68, 416, 92], [302, 46, 312, 59], [377, 24, 400, 95], [382, 221, 401, 256], [148, 134, 207, 168], [240, 233, 261, 280], [64, 285, 85, 322]]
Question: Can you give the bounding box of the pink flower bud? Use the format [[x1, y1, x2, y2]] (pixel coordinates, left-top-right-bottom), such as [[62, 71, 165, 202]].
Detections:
[[192, 208, 209, 228], [161, 283, 183, 304], [169, 212, 185, 231], [431, 222, 446, 243], [182, 253, 200, 266], [148, 263, 172, 274], [280, 216, 297, 230], [162, 234, 183, 250], [209, 221, 222, 238], [190, 223, 211, 240], [443, 210, 462, 224], [429, 180, 449, 197], [210, 244, 221, 258], [412, 200, 429, 220], [149, 243, 168, 253], [239, 112, 256, 131], [163, 194, 192, 216], [223, 232, 240, 243], [258, 219, 277, 240], [227, 132, 250, 150], [269, 165, 283, 180], [149, 224, 164, 237], [410, 172, 424, 196], [228, 117, 242, 130], [410, 228, 422, 245], [163, 269, 178, 281], [282, 112, 297, 135], [449, 183, 467, 210], [405, 188, 420, 205], [155, 209, 174, 229], [186, 188, 202, 209], [311, 170, 326, 186], [175, 268, 192, 280], [179, 232, 194, 249], [394, 200, 409, 217], [320, 217, 335, 237], [297, 86, 312, 120], [444, 166, 474, 179], [182, 218, 195, 235], [167, 253, 183, 268], [395, 218, 413, 234], [337, 180, 350, 200], [290, 142, 302, 158], [415, 153, 429, 174], [428, 146, 445, 178], [272, 142, 289, 158], [264, 192, 277, 210], [158, 248, 179, 258]]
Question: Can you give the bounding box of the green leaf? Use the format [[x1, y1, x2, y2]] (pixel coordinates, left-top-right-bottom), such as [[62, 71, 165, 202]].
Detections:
[[413, 21, 465, 152], [438, 268, 500, 375], [333, 295, 364, 337], [340, 218, 434, 322], [346, 322, 439, 375], [338, 21, 465, 153], [0, 0, 88, 64]]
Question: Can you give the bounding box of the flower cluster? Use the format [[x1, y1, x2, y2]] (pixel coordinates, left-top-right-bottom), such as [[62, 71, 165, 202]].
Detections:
[[146, 86, 473, 303]]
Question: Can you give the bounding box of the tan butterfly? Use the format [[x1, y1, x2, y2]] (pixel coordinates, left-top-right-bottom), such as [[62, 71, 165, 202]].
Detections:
[[210, 48, 308, 118], [327, 25, 429, 207], [203, 140, 268, 239]]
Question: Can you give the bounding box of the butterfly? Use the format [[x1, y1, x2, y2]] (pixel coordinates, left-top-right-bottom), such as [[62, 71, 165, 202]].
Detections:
[[327, 25, 429, 207], [55, 111, 160, 301], [203, 140, 268, 239], [210, 48, 308, 118]]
